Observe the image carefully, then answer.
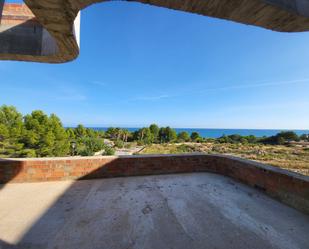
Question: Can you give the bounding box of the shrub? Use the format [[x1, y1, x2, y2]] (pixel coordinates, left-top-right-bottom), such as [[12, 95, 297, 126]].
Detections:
[[20, 149, 36, 158], [103, 146, 115, 155], [177, 132, 190, 142], [137, 140, 145, 146], [114, 140, 124, 148], [190, 132, 201, 142], [124, 143, 132, 149], [176, 144, 195, 153], [79, 148, 94, 156]]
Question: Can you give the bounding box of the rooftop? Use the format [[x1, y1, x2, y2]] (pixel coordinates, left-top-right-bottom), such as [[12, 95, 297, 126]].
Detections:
[[1, 172, 309, 249]]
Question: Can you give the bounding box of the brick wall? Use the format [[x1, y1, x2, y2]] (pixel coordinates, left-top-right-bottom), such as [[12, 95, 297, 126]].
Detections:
[[1, 4, 37, 25], [2, 4, 34, 17], [0, 3, 44, 56], [0, 154, 309, 214]]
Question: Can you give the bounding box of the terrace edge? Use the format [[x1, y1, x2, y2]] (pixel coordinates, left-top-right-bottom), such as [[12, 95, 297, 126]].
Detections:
[[0, 154, 308, 215]]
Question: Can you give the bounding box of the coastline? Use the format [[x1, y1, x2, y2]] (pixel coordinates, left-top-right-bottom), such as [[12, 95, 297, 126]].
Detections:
[[87, 127, 309, 139]]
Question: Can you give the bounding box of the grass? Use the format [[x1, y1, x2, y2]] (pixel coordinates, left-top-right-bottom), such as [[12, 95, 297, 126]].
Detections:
[[139, 142, 309, 176]]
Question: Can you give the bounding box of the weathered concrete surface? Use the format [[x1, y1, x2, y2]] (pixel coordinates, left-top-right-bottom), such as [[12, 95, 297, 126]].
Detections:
[[0, 173, 308, 249], [1, 0, 309, 63], [2, 154, 309, 215]]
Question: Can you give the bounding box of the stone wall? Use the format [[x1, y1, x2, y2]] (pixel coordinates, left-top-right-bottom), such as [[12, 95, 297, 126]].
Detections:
[[0, 154, 308, 215]]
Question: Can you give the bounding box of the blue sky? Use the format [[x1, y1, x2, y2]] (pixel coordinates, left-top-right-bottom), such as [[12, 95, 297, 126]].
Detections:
[[1, 1, 309, 129]]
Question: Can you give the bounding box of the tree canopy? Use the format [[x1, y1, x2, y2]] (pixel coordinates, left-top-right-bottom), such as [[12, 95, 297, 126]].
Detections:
[[0, 105, 306, 158]]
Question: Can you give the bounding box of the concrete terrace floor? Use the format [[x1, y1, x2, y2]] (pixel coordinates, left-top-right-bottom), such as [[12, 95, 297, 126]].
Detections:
[[0, 173, 308, 249]]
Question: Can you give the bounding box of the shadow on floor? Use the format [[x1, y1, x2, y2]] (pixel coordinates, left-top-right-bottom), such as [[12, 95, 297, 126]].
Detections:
[[0, 157, 309, 249]]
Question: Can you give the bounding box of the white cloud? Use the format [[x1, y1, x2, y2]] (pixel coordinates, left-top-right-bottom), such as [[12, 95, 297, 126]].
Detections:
[[126, 77, 309, 102], [225, 100, 309, 112], [196, 77, 309, 93]]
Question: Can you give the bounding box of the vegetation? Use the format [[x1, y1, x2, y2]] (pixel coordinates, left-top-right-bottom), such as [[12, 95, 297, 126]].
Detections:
[[177, 131, 190, 142], [1, 104, 308, 177], [0, 105, 112, 157], [140, 143, 309, 176]]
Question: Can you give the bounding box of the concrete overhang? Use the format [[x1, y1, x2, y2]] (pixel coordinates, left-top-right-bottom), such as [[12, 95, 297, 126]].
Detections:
[[1, 0, 309, 63]]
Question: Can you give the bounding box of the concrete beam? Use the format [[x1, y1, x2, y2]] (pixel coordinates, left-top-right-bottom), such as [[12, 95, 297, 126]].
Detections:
[[1, 0, 309, 63]]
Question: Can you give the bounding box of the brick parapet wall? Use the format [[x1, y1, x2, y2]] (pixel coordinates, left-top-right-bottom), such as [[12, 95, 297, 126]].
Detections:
[[0, 154, 309, 214], [1, 4, 38, 25], [2, 4, 34, 18]]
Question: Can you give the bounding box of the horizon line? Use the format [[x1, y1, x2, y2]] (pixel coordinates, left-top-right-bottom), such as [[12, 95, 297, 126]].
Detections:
[[64, 125, 309, 131]]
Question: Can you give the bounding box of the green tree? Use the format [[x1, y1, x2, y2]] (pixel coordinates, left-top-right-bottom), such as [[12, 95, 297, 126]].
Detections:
[[158, 127, 166, 143], [105, 127, 122, 140], [0, 105, 24, 157], [240, 137, 248, 144], [97, 130, 105, 138], [190, 132, 201, 142], [121, 129, 131, 142], [66, 128, 76, 139], [300, 134, 309, 141], [229, 134, 242, 143], [166, 127, 177, 143], [49, 114, 70, 156], [149, 124, 160, 143], [114, 139, 124, 148], [75, 124, 87, 138], [177, 131, 190, 142], [246, 135, 257, 144], [277, 136, 286, 145], [102, 145, 115, 155], [86, 128, 97, 138], [217, 135, 231, 143], [22, 110, 69, 157], [277, 131, 299, 142], [22, 110, 52, 156], [144, 128, 155, 144], [0, 105, 23, 139], [77, 137, 105, 156], [136, 127, 154, 144], [261, 131, 299, 145]]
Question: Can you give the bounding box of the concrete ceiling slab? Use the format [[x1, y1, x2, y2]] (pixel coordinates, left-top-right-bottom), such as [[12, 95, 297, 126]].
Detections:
[[1, 0, 309, 63]]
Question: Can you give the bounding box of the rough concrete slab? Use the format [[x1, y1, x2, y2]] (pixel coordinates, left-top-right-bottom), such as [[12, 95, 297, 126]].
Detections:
[[2, 0, 309, 63], [0, 173, 308, 249]]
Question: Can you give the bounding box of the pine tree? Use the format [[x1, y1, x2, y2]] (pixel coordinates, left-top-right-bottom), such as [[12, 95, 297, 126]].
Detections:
[[0, 105, 25, 157]]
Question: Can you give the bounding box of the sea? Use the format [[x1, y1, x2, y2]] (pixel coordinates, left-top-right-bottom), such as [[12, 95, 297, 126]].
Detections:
[[91, 128, 309, 139]]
